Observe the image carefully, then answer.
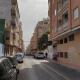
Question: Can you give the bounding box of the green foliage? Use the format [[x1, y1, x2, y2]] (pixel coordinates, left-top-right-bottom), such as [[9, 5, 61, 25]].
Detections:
[[38, 32, 48, 50]]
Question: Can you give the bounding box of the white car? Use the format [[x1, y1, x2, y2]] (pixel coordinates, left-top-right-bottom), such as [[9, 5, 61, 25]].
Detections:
[[15, 54, 23, 63], [34, 52, 45, 59]]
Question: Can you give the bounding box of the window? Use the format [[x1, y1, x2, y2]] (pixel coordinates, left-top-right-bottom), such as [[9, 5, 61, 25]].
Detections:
[[63, 11, 68, 23], [57, 0, 62, 11], [62, 0, 68, 5], [60, 52, 63, 58], [57, 52, 59, 57], [13, 34, 16, 39], [44, 22, 48, 24], [6, 37, 9, 40], [64, 52, 68, 58], [57, 40, 60, 44], [57, 19, 63, 31], [11, 20, 16, 27], [73, 8, 79, 19], [60, 39, 63, 44], [69, 34, 74, 41], [64, 38, 68, 43], [55, 9, 57, 16]]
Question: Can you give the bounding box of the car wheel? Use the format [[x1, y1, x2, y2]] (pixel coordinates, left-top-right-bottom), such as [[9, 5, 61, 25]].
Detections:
[[17, 69, 19, 74]]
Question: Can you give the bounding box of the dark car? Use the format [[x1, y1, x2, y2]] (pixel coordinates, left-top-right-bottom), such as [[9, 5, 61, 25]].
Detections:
[[7, 56, 19, 74], [0, 57, 18, 80]]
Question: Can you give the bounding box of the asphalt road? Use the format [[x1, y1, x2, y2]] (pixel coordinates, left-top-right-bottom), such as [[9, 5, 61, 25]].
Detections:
[[18, 56, 80, 80]]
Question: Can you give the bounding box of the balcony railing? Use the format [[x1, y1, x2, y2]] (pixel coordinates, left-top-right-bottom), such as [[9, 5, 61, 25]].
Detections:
[[11, 0, 17, 5], [11, 19, 16, 29], [11, 7, 16, 17], [63, 22, 68, 30], [57, 26, 63, 32], [57, 0, 68, 13]]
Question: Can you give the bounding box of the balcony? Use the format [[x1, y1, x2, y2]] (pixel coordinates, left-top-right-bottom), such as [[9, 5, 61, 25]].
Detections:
[[62, 11, 68, 30], [11, 19, 16, 29], [57, 0, 68, 13], [11, 0, 17, 5], [57, 18, 63, 32], [11, 7, 16, 17], [63, 22, 68, 30], [5, 31, 10, 44]]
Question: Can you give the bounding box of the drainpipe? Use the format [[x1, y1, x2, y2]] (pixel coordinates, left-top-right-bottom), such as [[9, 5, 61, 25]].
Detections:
[[70, 0, 72, 29]]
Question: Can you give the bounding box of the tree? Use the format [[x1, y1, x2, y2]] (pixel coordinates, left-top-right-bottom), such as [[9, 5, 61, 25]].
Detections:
[[38, 32, 48, 50]]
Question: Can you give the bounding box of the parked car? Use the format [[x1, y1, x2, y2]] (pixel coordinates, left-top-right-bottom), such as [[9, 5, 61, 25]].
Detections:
[[26, 53, 33, 56], [17, 52, 24, 58], [34, 52, 45, 59], [7, 56, 19, 74], [15, 54, 23, 63], [0, 57, 18, 80]]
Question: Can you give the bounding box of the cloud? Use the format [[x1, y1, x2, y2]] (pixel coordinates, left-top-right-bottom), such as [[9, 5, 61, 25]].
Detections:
[[18, 0, 48, 46]]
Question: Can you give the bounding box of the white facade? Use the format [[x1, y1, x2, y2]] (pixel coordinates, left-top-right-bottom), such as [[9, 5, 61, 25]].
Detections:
[[0, 43, 4, 57], [47, 45, 54, 59]]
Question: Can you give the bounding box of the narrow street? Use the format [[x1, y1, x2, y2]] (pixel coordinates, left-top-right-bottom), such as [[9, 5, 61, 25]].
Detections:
[[18, 56, 80, 80]]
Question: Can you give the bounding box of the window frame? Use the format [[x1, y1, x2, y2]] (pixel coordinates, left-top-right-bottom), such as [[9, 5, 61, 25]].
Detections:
[[73, 7, 79, 20]]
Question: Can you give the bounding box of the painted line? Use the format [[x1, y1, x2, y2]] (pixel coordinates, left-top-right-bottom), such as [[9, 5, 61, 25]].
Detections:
[[43, 63, 70, 80]]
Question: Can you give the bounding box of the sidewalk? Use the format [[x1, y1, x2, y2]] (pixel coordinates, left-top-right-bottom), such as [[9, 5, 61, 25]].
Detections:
[[48, 60, 80, 80]]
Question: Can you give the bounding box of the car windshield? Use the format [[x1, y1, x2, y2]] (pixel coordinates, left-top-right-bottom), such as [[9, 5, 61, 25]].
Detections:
[[15, 55, 22, 59], [0, 64, 6, 77], [39, 53, 43, 54], [8, 57, 17, 65]]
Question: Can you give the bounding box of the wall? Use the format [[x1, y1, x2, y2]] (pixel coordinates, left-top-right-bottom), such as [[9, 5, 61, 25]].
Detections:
[[0, 0, 11, 20], [0, 43, 4, 56], [47, 45, 53, 59], [57, 31, 80, 69]]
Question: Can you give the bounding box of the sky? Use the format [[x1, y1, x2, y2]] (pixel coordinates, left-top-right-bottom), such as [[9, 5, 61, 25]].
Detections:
[[18, 0, 48, 47]]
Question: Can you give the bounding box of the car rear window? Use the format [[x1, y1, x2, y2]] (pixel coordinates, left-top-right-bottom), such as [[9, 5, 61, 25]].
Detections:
[[0, 63, 6, 77], [39, 53, 43, 54], [3, 59, 12, 72]]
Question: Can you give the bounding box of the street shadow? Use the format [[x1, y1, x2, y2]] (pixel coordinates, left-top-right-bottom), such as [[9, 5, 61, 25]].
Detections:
[[40, 60, 80, 80], [18, 59, 80, 80], [18, 62, 53, 80]]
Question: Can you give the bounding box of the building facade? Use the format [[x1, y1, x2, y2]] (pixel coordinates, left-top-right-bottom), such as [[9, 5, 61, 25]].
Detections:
[[36, 19, 49, 38], [0, 0, 23, 56], [28, 18, 49, 53], [49, 0, 80, 69]]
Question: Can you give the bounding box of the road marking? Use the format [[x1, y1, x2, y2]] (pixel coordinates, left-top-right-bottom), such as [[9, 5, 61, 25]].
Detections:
[[43, 63, 70, 80], [32, 59, 65, 80]]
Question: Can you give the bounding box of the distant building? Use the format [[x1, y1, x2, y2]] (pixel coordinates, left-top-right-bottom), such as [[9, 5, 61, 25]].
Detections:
[[36, 18, 49, 38], [28, 18, 49, 53], [49, 0, 80, 70]]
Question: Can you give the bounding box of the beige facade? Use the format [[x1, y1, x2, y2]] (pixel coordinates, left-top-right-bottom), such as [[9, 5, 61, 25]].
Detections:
[[48, 0, 80, 70], [29, 33, 37, 53], [4, 0, 23, 56], [37, 18, 49, 38], [28, 18, 49, 53]]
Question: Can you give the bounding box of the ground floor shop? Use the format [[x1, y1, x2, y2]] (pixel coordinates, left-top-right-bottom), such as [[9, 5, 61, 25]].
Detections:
[[55, 28, 80, 70], [4, 45, 23, 56]]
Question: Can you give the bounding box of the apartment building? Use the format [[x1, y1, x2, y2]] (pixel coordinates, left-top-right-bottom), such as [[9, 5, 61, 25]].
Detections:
[[49, 0, 80, 69], [0, 0, 23, 56], [36, 19, 49, 38], [29, 32, 37, 53], [28, 19, 49, 53]]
